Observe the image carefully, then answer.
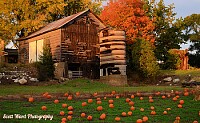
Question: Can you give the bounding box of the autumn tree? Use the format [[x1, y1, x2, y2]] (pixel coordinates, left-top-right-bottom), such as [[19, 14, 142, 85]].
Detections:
[[100, 0, 159, 80], [0, 0, 66, 46], [100, 0, 155, 44], [0, 0, 104, 46]]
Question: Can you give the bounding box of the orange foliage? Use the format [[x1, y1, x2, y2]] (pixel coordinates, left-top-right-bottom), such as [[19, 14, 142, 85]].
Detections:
[[100, 0, 155, 44]]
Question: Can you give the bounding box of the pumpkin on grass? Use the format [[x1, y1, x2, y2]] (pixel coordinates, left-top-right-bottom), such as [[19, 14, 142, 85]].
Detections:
[[87, 115, 93, 121], [143, 116, 148, 122], [41, 106, 47, 110], [28, 97, 34, 102], [81, 113, 86, 118], [115, 117, 121, 121], [60, 111, 65, 116]]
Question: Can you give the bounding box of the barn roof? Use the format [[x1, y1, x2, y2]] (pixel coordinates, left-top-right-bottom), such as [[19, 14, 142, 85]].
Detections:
[[17, 9, 106, 41]]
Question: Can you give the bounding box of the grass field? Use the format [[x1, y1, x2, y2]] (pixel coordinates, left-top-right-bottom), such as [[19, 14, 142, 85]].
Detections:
[[0, 76, 200, 123], [0, 91, 199, 123], [0, 79, 184, 96]]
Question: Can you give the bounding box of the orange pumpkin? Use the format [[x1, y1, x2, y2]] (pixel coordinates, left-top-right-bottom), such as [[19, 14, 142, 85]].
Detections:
[[140, 97, 144, 100], [88, 99, 93, 103], [108, 99, 114, 104], [68, 106, 73, 111], [81, 113, 86, 118], [41, 106, 47, 110], [116, 95, 120, 99], [60, 111, 65, 116], [46, 94, 51, 99], [149, 99, 154, 103], [136, 119, 143, 123], [104, 97, 107, 100], [121, 112, 126, 117], [67, 115, 72, 121], [178, 104, 183, 108], [54, 99, 59, 104], [109, 104, 114, 108], [176, 95, 180, 99], [125, 98, 131, 103], [131, 95, 135, 99], [163, 111, 167, 115], [162, 95, 166, 99], [172, 97, 177, 101], [67, 95, 73, 100], [176, 116, 180, 120], [97, 101, 102, 105], [184, 92, 189, 96], [142, 116, 148, 122], [140, 108, 144, 112], [97, 106, 103, 111], [68, 111, 73, 115], [100, 113, 106, 120], [166, 108, 171, 111], [82, 102, 87, 107], [96, 97, 101, 101], [61, 118, 66, 122], [175, 91, 179, 95], [64, 92, 68, 97], [193, 120, 198, 123], [149, 96, 153, 99], [62, 103, 67, 108], [150, 106, 155, 110], [111, 90, 116, 95], [150, 111, 156, 115], [76, 92, 80, 96], [127, 111, 132, 116], [179, 100, 184, 105], [130, 106, 135, 111], [115, 117, 121, 121], [28, 97, 34, 102], [43, 92, 49, 97], [87, 115, 93, 121], [129, 101, 134, 106]]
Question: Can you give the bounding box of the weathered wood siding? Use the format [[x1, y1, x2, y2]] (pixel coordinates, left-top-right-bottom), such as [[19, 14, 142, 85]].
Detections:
[[60, 17, 100, 63], [18, 29, 62, 63]]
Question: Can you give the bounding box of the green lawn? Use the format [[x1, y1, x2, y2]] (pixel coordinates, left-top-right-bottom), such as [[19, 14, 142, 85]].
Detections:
[[0, 92, 199, 123], [159, 69, 200, 77], [0, 79, 200, 122], [0, 78, 184, 96]]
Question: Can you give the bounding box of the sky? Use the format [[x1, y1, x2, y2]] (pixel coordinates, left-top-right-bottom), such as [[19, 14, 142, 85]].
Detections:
[[102, 0, 200, 49]]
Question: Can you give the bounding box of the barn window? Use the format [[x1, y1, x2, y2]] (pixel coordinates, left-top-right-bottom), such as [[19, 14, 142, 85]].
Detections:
[[29, 39, 43, 63]]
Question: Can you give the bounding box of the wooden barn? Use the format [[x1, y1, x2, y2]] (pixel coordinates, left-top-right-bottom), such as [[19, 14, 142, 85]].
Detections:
[[16, 9, 106, 79]]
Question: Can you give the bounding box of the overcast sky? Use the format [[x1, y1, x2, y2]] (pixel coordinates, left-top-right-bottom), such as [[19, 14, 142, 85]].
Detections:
[[102, 0, 200, 49]]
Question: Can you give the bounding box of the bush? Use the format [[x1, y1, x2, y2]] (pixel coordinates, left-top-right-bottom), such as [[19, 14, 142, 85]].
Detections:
[[36, 46, 55, 81], [164, 49, 182, 69], [132, 39, 159, 81]]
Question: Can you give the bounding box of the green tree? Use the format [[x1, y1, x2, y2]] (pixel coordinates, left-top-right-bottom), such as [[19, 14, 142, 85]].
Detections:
[[148, 0, 184, 69], [182, 14, 200, 67], [132, 39, 159, 80], [37, 46, 55, 81], [165, 49, 182, 69]]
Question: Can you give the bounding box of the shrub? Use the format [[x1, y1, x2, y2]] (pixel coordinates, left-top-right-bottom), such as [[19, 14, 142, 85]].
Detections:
[[36, 46, 55, 81], [165, 49, 182, 69], [132, 39, 159, 81]]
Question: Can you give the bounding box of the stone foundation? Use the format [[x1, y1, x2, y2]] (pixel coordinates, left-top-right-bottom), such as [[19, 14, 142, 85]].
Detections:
[[100, 75, 127, 86]]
